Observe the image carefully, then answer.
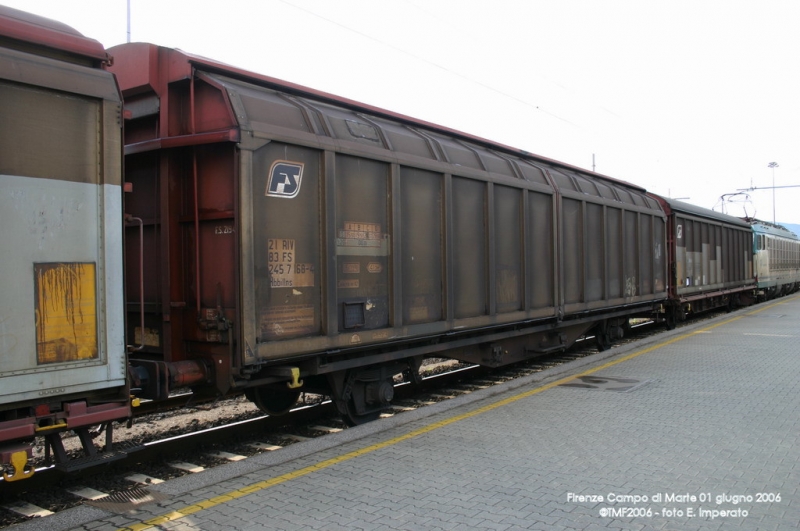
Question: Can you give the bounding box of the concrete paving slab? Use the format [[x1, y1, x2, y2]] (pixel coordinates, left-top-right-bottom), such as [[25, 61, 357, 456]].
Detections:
[[15, 294, 800, 531]]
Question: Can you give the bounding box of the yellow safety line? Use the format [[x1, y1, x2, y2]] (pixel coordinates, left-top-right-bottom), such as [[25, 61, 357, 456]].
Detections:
[[118, 295, 798, 531]]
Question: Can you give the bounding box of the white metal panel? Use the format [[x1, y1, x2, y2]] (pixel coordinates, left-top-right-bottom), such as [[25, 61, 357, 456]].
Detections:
[[0, 174, 124, 404]]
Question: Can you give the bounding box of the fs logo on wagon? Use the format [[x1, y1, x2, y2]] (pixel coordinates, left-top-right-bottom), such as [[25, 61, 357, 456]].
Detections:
[[266, 161, 304, 198]]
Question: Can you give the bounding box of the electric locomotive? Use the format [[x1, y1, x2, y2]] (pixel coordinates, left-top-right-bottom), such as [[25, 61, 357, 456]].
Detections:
[[749, 219, 800, 299]]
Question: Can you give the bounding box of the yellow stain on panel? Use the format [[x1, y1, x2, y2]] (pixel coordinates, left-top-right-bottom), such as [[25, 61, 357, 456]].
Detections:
[[34, 263, 98, 364]]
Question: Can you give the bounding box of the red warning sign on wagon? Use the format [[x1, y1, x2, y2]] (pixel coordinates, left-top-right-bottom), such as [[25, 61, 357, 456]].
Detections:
[[336, 221, 389, 257]]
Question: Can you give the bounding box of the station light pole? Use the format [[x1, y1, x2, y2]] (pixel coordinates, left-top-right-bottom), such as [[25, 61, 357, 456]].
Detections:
[[768, 162, 778, 223]]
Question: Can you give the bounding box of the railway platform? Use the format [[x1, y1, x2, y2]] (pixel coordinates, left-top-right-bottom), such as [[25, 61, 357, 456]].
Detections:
[[18, 294, 800, 531]]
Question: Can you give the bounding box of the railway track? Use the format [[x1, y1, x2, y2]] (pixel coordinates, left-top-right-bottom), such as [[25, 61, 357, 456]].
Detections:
[[0, 312, 723, 528]]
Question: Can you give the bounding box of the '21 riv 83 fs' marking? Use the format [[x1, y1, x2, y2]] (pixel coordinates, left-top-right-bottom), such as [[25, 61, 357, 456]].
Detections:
[[267, 238, 315, 288]]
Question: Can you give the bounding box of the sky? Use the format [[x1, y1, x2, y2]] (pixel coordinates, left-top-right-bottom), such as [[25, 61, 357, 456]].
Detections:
[[5, 0, 800, 225]]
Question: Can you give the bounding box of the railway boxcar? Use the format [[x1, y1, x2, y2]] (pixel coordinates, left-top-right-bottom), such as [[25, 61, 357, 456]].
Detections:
[[649, 196, 756, 328], [0, 7, 129, 480], [109, 43, 667, 425], [749, 220, 800, 299]]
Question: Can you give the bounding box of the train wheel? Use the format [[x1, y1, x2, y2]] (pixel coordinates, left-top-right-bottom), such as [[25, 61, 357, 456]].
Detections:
[[594, 321, 612, 351], [330, 368, 395, 426], [595, 331, 611, 351], [245, 387, 301, 416], [665, 309, 677, 330], [341, 397, 382, 426]]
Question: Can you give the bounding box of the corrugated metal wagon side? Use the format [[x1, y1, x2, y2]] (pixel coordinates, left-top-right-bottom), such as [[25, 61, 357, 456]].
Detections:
[[0, 6, 128, 480], [651, 196, 757, 328], [548, 168, 667, 349], [109, 43, 667, 424]]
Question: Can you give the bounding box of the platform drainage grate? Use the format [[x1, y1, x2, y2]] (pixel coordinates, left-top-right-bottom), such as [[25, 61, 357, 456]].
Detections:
[[87, 487, 171, 514], [559, 375, 650, 393]]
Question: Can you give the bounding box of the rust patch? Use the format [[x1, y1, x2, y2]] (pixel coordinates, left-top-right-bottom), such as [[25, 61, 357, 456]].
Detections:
[[259, 304, 316, 340], [34, 263, 98, 364]]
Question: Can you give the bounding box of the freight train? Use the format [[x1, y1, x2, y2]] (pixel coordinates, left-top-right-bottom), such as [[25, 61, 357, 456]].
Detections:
[[1, 6, 797, 482]]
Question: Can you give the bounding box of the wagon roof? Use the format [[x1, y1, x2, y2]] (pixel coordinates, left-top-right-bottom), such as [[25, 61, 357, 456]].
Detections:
[[110, 42, 649, 195], [0, 5, 108, 62], [655, 195, 752, 229]]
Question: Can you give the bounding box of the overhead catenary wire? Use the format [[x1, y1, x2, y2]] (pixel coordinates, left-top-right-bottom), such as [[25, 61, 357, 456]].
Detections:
[[278, 0, 579, 127]]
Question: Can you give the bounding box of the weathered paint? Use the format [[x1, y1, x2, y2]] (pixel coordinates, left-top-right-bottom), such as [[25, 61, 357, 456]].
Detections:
[[34, 262, 98, 364]]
